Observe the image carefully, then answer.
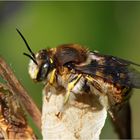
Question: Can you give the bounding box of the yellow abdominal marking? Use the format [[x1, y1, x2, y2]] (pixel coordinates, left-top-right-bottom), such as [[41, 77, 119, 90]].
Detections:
[[49, 69, 56, 84], [64, 74, 82, 104]]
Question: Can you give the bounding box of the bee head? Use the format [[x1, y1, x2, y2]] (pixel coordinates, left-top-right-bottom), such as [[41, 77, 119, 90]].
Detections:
[[29, 49, 54, 81], [16, 29, 54, 81]]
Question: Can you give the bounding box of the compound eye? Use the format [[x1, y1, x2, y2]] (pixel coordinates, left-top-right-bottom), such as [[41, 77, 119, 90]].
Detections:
[[42, 63, 49, 78], [37, 63, 49, 81], [43, 63, 49, 69]]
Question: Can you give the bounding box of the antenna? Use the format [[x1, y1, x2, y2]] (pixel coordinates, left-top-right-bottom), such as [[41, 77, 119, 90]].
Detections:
[[23, 53, 38, 65], [16, 28, 35, 58], [16, 28, 38, 65]]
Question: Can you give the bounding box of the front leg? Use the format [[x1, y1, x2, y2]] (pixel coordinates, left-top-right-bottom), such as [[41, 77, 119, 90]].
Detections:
[[49, 69, 56, 85]]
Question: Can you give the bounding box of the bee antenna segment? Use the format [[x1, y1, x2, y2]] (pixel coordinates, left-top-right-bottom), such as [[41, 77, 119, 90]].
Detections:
[[23, 52, 38, 65], [16, 28, 35, 58]]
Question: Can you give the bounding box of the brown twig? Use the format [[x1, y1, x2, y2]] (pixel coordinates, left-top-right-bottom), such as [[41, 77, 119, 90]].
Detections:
[[0, 57, 41, 130], [0, 87, 37, 139]]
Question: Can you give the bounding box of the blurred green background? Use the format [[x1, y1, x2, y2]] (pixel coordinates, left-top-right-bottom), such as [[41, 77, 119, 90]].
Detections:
[[0, 1, 140, 139]]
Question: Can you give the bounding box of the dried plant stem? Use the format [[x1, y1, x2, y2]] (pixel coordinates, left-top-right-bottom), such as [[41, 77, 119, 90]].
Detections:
[[0, 57, 41, 130]]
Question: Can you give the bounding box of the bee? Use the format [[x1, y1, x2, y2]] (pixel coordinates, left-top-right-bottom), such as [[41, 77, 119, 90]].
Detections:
[[17, 29, 140, 138]]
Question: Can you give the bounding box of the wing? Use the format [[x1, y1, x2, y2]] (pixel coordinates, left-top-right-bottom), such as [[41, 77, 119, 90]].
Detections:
[[72, 52, 140, 88], [110, 101, 132, 139]]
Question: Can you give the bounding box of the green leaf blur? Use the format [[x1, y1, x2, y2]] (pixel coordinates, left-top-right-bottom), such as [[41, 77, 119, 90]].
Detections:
[[0, 1, 140, 139]]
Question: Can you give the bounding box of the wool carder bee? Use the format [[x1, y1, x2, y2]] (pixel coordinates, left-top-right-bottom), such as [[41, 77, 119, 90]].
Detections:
[[17, 29, 140, 138]]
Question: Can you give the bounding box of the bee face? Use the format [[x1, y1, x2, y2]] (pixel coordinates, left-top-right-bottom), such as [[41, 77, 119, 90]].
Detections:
[[29, 49, 53, 82]]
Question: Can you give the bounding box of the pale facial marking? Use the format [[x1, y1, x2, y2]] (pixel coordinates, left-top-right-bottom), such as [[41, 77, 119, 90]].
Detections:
[[28, 59, 39, 80]]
